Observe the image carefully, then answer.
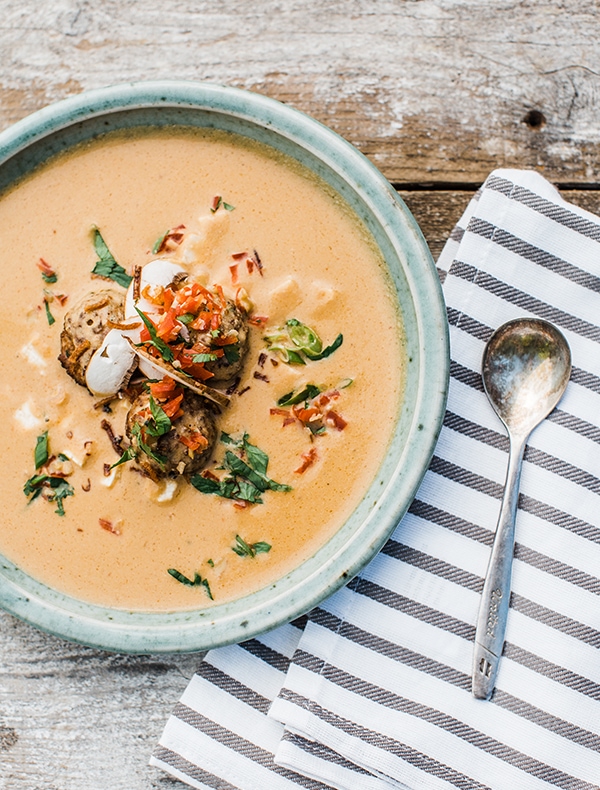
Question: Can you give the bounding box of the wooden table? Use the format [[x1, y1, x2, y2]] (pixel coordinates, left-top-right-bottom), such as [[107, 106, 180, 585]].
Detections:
[[1, 2, 599, 787]]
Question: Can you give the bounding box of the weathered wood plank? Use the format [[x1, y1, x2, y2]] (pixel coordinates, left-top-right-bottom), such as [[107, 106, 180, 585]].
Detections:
[[1, 1, 600, 185], [0, 611, 195, 789]]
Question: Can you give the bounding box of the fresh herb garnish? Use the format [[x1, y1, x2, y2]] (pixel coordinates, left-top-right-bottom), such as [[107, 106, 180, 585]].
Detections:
[[222, 344, 241, 365], [146, 395, 172, 437], [24, 432, 75, 515], [131, 422, 167, 468], [135, 306, 175, 363], [192, 352, 219, 363], [191, 433, 291, 505], [210, 196, 236, 213], [43, 297, 55, 326], [23, 473, 74, 516], [109, 446, 137, 470], [232, 534, 271, 558], [152, 230, 168, 255], [37, 258, 57, 284], [34, 431, 49, 469], [277, 384, 322, 408], [167, 568, 213, 599], [265, 319, 343, 364], [91, 227, 133, 288]]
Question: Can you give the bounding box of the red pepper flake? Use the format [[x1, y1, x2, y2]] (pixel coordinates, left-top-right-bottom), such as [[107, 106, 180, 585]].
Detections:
[[179, 432, 209, 452], [81, 478, 91, 492], [270, 357, 279, 367], [229, 263, 239, 285], [54, 293, 69, 307], [99, 518, 121, 536], [270, 407, 289, 417], [325, 410, 347, 431], [211, 195, 222, 212], [248, 315, 268, 327], [231, 251, 248, 260], [253, 371, 269, 383], [295, 447, 318, 474], [103, 463, 112, 477], [246, 256, 254, 275], [37, 258, 56, 279], [258, 352, 267, 368], [202, 469, 221, 482], [154, 225, 186, 255]]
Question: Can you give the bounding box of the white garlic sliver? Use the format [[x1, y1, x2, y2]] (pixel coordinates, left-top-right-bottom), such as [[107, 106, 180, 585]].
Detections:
[[86, 329, 136, 397], [124, 258, 186, 318]]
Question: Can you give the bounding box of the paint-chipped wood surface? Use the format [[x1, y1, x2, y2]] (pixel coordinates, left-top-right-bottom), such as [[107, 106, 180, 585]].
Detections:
[[2, 2, 600, 788]]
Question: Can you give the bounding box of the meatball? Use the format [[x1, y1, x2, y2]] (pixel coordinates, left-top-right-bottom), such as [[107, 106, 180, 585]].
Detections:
[[59, 290, 124, 387], [125, 390, 217, 480], [189, 299, 249, 381]]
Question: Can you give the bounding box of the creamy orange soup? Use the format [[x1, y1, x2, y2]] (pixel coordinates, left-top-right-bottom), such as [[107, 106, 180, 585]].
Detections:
[[0, 127, 403, 611]]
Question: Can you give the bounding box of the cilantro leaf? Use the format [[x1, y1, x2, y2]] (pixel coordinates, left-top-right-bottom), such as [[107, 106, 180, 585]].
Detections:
[[110, 446, 137, 470], [135, 307, 174, 363], [131, 422, 167, 468], [146, 395, 172, 437], [232, 534, 271, 558], [91, 227, 132, 287], [192, 352, 219, 363], [167, 568, 213, 599], [48, 478, 74, 516]]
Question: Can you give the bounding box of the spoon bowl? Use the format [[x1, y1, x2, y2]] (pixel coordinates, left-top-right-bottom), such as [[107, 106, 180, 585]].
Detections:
[[482, 318, 572, 438], [472, 318, 571, 699]]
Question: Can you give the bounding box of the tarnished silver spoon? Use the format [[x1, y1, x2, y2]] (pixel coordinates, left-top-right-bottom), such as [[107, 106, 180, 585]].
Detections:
[[472, 318, 571, 700]]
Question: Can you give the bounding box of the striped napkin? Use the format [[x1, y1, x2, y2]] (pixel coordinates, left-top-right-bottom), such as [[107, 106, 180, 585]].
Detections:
[[151, 169, 600, 790]]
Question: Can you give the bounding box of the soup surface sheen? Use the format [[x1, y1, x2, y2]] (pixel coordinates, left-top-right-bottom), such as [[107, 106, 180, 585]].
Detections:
[[0, 127, 404, 611]]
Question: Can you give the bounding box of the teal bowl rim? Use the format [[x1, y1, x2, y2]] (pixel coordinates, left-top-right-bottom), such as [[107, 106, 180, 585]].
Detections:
[[0, 80, 449, 653]]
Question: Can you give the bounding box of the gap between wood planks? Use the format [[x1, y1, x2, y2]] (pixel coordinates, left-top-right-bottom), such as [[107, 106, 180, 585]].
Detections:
[[395, 187, 600, 261]]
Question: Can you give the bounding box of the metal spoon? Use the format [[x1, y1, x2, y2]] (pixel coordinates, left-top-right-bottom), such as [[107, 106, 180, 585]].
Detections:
[[472, 318, 571, 700]]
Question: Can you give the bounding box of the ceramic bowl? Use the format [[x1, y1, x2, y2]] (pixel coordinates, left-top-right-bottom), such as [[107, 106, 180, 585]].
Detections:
[[0, 81, 448, 653]]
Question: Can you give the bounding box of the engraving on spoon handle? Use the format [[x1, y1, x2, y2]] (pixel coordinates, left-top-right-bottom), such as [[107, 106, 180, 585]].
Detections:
[[472, 434, 526, 700]]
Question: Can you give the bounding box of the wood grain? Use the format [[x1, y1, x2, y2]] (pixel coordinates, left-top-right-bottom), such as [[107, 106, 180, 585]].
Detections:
[[2, 1, 600, 186], [1, 2, 600, 788]]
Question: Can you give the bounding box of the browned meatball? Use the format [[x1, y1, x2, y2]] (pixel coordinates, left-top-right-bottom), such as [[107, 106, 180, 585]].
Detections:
[[189, 299, 249, 381], [125, 391, 218, 480], [58, 290, 124, 387]]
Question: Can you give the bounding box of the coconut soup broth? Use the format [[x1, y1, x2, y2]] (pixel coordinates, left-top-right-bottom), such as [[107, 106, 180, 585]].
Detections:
[[0, 128, 404, 611]]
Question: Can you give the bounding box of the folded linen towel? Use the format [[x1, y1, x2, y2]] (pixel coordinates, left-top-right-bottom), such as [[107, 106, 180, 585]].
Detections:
[[151, 169, 600, 790]]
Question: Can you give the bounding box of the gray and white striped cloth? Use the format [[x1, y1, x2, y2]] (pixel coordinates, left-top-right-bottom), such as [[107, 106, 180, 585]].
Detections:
[[151, 169, 600, 790]]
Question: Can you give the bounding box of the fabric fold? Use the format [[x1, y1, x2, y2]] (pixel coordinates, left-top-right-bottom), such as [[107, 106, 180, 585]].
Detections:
[[152, 169, 600, 790]]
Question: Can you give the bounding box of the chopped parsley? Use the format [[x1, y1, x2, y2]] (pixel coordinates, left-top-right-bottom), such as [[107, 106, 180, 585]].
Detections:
[[24, 432, 74, 516], [91, 227, 133, 288], [167, 568, 213, 599], [191, 432, 291, 505], [265, 319, 343, 364], [232, 534, 271, 558]]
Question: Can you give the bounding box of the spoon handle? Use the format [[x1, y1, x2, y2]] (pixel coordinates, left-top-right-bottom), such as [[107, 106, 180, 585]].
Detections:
[[472, 434, 526, 699]]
